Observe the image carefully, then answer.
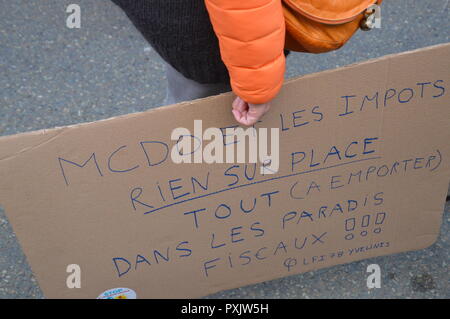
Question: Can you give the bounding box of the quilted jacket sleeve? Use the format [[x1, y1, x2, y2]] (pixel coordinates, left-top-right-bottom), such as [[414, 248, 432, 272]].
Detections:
[[204, 0, 286, 104]]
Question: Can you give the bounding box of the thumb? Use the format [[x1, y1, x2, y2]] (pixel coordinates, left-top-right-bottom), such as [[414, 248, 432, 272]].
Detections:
[[233, 104, 267, 126], [245, 103, 270, 126]]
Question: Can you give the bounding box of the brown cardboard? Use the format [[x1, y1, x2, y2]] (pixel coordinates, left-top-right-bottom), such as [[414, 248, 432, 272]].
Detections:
[[0, 43, 449, 299]]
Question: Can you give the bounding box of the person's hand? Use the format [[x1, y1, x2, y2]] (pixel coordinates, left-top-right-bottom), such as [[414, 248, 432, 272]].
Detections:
[[231, 96, 271, 126]]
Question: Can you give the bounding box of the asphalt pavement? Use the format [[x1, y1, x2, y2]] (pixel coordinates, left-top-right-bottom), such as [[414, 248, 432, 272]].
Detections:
[[0, 0, 449, 298]]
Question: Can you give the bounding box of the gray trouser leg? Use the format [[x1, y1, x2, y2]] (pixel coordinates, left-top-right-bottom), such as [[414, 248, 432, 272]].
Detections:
[[163, 61, 231, 105]]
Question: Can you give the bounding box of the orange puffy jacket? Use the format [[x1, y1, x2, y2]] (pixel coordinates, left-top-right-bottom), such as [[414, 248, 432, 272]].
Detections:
[[204, 0, 286, 104]]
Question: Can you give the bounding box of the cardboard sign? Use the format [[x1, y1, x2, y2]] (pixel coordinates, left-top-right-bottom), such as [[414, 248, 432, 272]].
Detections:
[[0, 43, 449, 299]]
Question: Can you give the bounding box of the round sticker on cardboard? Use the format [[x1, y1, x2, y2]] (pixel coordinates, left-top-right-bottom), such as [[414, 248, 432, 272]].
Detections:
[[97, 288, 137, 299]]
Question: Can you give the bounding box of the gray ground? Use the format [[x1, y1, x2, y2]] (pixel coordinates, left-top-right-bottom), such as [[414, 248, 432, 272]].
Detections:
[[0, 0, 449, 299]]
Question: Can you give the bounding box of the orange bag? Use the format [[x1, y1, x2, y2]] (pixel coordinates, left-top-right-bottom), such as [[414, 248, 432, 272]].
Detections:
[[283, 0, 383, 53]]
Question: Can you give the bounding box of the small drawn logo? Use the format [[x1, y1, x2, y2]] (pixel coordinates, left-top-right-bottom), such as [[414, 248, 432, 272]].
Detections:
[[97, 287, 137, 299]]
